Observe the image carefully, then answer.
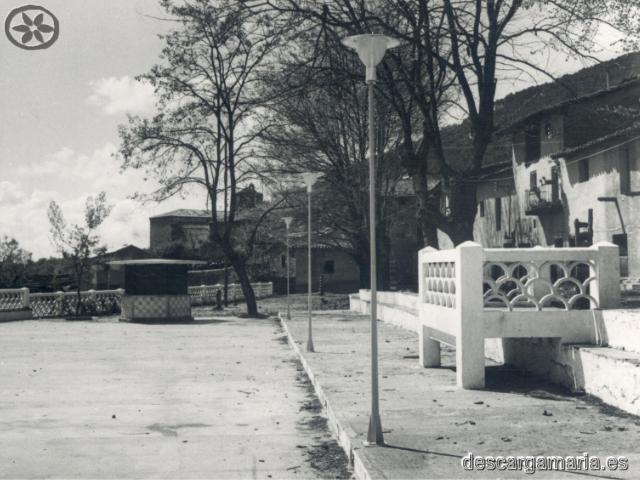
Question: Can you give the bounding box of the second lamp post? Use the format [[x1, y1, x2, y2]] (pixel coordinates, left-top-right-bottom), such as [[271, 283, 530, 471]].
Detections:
[[301, 172, 322, 352], [282, 216, 293, 320]]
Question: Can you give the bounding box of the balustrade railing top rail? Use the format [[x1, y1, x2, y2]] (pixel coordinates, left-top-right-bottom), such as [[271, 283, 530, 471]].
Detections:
[[419, 242, 620, 313]]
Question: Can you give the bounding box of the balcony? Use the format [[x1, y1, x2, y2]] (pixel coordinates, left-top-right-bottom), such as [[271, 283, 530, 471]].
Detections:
[[525, 183, 563, 215]]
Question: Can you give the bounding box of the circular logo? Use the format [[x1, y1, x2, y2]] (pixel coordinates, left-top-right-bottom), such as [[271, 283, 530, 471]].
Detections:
[[5, 5, 59, 50]]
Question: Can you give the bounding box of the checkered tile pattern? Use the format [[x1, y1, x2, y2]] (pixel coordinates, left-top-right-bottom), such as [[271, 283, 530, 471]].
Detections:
[[122, 295, 191, 320]]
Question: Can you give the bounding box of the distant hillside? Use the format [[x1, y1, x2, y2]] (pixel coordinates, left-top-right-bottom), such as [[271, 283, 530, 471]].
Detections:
[[436, 51, 640, 170], [495, 51, 640, 129]]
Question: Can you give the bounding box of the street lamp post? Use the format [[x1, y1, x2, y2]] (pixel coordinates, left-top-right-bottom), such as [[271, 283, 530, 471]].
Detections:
[[301, 172, 322, 352], [283, 216, 293, 320], [342, 33, 399, 446]]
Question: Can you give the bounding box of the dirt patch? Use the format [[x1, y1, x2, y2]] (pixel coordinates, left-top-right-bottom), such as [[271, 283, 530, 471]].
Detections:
[[305, 440, 353, 479], [281, 344, 352, 478]]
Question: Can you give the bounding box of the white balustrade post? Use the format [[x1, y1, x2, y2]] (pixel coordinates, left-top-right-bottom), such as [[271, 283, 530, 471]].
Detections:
[[455, 242, 485, 389], [56, 291, 65, 317], [592, 241, 620, 309], [88, 289, 96, 313], [417, 247, 441, 367], [419, 326, 441, 368], [20, 287, 30, 309]]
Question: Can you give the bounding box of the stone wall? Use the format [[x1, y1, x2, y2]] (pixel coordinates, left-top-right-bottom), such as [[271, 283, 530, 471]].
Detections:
[[294, 247, 360, 294]]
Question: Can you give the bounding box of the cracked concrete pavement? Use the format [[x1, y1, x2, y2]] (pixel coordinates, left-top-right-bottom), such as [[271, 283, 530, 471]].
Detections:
[[0, 316, 351, 479]]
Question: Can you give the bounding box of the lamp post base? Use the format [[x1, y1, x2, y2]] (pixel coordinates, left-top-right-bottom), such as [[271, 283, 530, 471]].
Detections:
[[364, 414, 384, 446], [306, 338, 315, 352]]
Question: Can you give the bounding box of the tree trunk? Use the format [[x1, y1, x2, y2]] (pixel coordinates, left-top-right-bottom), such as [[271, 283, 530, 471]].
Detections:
[[355, 254, 370, 289], [446, 182, 478, 246], [377, 228, 391, 291], [231, 257, 258, 317]]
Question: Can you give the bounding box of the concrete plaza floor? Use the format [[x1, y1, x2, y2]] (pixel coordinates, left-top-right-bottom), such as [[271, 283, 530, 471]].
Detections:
[[282, 310, 640, 479], [0, 317, 351, 479]]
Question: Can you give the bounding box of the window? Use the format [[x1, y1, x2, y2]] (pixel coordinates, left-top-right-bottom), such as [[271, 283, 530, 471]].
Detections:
[[281, 255, 286, 268], [529, 171, 537, 189], [479, 200, 485, 217], [524, 123, 541, 164], [495, 197, 502, 231], [621, 147, 640, 195], [544, 122, 556, 139], [323, 260, 335, 274], [578, 159, 589, 183]]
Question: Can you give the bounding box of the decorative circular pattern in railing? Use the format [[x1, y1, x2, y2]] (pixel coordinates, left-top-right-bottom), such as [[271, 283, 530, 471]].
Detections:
[[423, 262, 456, 308], [482, 260, 598, 311]]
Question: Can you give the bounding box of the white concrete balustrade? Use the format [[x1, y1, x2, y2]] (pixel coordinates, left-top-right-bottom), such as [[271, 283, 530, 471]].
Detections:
[[353, 241, 621, 390], [0, 288, 30, 311], [29, 289, 125, 317], [189, 282, 274, 306], [0, 282, 274, 318], [418, 241, 620, 389]]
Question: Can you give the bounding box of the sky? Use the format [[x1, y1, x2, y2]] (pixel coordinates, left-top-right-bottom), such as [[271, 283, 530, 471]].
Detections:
[[0, 1, 629, 259], [0, 0, 206, 259]]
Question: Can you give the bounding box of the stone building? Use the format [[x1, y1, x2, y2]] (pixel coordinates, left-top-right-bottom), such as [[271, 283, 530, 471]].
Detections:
[[90, 245, 152, 290], [291, 242, 360, 294], [149, 185, 264, 257], [149, 209, 211, 256], [503, 78, 640, 277]]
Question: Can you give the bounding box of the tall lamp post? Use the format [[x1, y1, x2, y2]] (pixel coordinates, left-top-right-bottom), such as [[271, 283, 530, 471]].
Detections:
[[282, 216, 293, 320], [301, 172, 322, 352], [342, 33, 399, 446]]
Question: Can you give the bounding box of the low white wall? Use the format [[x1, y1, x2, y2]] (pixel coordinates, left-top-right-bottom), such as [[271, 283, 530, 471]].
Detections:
[[352, 291, 640, 409]]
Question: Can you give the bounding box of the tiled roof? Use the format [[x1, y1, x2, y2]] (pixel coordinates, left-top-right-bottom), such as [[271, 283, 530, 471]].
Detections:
[[499, 77, 640, 134], [551, 122, 640, 160], [496, 51, 640, 131], [150, 209, 211, 219]]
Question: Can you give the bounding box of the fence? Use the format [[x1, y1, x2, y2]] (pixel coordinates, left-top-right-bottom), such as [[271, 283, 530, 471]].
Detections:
[[29, 289, 125, 318], [0, 288, 30, 311], [189, 282, 274, 306], [416, 241, 619, 389], [0, 281, 274, 318]]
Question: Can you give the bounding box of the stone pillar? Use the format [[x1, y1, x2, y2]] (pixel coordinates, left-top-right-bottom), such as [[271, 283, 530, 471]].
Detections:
[[20, 287, 30, 308], [56, 291, 65, 317], [455, 242, 485, 389], [592, 241, 621, 309], [419, 326, 441, 367]]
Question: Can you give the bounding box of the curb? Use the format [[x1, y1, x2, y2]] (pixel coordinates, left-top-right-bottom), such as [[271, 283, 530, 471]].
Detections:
[[278, 313, 373, 480]]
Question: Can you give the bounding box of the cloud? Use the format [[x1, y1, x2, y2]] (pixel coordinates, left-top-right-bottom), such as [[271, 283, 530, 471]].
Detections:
[[1, 144, 206, 259], [0, 181, 26, 206], [87, 76, 156, 116]]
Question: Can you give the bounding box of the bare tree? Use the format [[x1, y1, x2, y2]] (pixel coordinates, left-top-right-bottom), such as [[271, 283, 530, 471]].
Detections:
[[118, 0, 290, 316], [47, 192, 112, 316], [258, 30, 405, 288], [0, 236, 32, 289], [244, 0, 640, 245]]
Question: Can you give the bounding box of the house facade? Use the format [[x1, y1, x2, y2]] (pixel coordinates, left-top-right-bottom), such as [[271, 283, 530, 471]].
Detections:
[[503, 79, 640, 277]]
